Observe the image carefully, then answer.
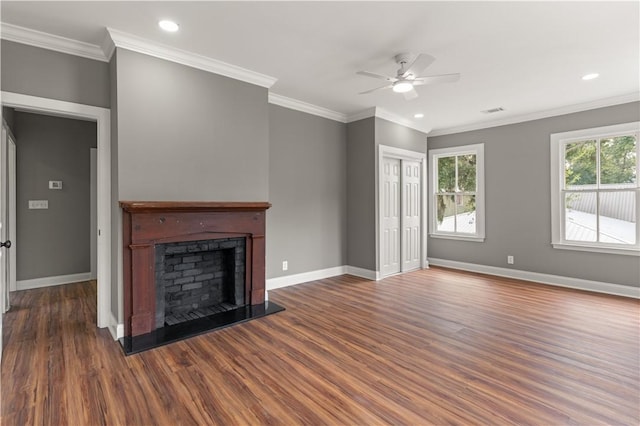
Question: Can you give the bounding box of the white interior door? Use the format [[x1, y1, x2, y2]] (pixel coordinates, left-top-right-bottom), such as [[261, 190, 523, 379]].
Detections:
[[1, 124, 12, 315], [381, 157, 401, 276], [402, 160, 421, 272], [90, 148, 97, 280]]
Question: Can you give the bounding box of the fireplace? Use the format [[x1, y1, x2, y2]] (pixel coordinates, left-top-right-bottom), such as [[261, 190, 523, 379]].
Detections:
[[155, 237, 246, 327], [119, 201, 284, 354]]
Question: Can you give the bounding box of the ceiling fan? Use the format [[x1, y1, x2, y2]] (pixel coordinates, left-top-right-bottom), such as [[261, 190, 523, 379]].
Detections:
[[357, 53, 460, 100]]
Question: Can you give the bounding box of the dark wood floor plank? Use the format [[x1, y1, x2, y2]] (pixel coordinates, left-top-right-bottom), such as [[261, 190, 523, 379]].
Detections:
[[2, 268, 639, 425]]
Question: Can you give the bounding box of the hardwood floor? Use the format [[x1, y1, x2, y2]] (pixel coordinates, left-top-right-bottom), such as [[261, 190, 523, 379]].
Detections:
[[2, 267, 639, 425]]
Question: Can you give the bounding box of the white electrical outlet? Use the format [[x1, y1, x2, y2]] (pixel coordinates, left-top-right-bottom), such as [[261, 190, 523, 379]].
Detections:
[[49, 180, 62, 190], [507, 255, 514, 265], [282, 260, 288, 271], [29, 200, 49, 209]]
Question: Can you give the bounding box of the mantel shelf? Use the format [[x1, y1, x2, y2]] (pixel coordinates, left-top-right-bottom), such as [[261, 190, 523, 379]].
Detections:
[[120, 201, 271, 213]]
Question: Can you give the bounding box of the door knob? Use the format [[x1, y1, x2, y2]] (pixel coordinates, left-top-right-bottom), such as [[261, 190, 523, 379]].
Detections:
[[0, 240, 11, 249]]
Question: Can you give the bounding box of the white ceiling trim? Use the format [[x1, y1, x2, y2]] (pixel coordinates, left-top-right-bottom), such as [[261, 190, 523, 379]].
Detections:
[[375, 108, 431, 134], [346, 107, 430, 134], [106, 28, 277, 89], [0, 22, 108, 62], [429, 92, 640, 137], [268, 93, 347, 122], [346, 107, 376, 123]]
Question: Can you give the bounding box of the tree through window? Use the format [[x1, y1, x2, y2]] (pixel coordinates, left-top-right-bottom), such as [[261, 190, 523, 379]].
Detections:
[[429, 144, 485, 241], [551, 122, 640, 255]]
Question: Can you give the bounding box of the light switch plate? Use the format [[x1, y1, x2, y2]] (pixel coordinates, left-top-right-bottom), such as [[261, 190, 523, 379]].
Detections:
[[49, 181, 62, 190], [29, 200, 48, 209]]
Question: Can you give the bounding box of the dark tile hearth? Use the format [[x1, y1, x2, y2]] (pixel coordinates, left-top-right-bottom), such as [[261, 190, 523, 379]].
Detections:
[[120, 301, 285, 355]]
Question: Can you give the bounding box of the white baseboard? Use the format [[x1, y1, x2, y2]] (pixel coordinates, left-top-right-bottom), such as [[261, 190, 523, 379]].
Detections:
[[428, 258, 640, 299], [345, 266, 379, 280], [16, 272, 92, 291], [108, 312, 124, 340], [267, 266, 347, 290]]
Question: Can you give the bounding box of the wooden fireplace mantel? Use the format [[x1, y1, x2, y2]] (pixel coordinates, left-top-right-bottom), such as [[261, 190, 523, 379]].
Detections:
[[120, 201, 271, 337], [121, 201, 271, 213]]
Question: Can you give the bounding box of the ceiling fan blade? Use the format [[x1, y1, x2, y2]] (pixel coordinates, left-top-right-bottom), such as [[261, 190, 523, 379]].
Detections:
[[413, 73, 461, 85], [402, 53, 435, 78], [359, 84, 393, 95], [403, 87, 419, 101], [356, 70, 396, 82]]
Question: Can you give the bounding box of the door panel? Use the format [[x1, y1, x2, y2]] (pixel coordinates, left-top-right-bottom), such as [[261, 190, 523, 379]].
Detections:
[[1, 125, 8, 315], [402, 161, 421, 271], [381, 158, 401, 276]]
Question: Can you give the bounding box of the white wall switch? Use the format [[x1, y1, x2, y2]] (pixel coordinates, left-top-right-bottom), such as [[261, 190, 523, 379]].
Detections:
[[282, 260, 288, 271], [49, 180, 62, 190], [29, 200, 49, 209]]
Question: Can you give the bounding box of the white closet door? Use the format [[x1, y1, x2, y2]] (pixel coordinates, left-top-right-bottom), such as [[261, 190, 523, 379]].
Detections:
[[381, 157, 401, 276], [402, 160, 421, 271]]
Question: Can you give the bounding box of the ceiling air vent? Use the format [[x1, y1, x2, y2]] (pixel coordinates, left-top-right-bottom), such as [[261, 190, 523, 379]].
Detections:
[[481, 107, 505, 114]]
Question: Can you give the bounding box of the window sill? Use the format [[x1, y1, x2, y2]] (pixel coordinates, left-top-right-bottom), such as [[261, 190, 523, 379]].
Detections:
[[429, 233, 485, 243], [552, 242, 640, 256]]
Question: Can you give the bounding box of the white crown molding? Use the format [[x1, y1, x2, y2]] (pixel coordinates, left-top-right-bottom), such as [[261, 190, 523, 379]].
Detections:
[[346, 107, 430, 134], [346, 107, 376, 123], [106, 28, 277, 88], [268, 93, 347, 122], [0, 22, 108, 62], [429, 92, 640, 137], [375, 107, 431, 134], [101, 32, 116, 61]]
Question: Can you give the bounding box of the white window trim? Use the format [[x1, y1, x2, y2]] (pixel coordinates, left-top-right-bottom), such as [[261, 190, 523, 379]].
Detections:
[[428, 143, 485, 242], [550, 121, 640, 256]]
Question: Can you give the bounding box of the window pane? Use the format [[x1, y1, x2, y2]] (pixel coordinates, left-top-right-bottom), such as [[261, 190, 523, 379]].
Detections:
[[565, 192, 597, 242], [565, 141, 597, 187], [457, 154, 476, 192], [599, 191, 636, 245], [456, 195, 476, 234], [600, 135, 637, 186], [436, 194, 455, 232], [437, 156, 455, 193]]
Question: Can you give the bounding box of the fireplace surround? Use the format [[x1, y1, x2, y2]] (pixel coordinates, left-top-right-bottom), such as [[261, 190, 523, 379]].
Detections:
[[120, 201, 283, 354]]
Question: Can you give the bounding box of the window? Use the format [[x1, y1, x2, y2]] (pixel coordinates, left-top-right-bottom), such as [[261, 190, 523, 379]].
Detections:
[[550, 122, 640, 256], [429, 143, 485, 241]]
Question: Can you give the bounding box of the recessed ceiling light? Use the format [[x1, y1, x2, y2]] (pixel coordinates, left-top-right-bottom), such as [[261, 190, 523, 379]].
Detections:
[[159, 20, 179, 32], [582, 73, 599, 81], [414, 113, 424, 119]]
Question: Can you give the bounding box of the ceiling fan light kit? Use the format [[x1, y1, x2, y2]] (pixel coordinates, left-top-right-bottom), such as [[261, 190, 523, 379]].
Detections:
[[392, 81, 414, 93], [357, 52, 460, 100]]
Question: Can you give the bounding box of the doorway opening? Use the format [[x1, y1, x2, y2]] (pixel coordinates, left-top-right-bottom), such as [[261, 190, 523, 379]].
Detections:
[[1, 91, 111, 329]]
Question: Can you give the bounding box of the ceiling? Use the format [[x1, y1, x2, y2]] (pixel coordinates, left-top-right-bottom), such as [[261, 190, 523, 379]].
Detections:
[[1, 1, 639, 134]]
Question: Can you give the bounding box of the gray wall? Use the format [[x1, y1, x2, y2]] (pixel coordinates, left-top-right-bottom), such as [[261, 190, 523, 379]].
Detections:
[[114, 48, 269, 201], [14, 111, 96, 280], [110, 54, 121, 320], [376, 118, 427, 153], [346, 118, 376, 270], [427, 101, 640, 288], [1, 40, 110, 108], [268, 104, 347, 278], [345, 117, 428, 272], [111, 48, 270, 321], [2, 107, 15, 131]]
